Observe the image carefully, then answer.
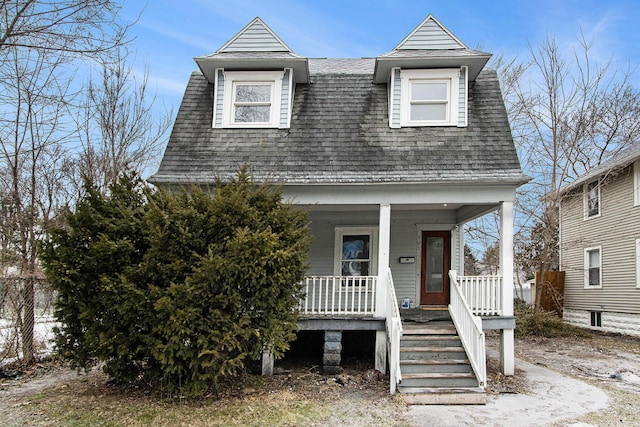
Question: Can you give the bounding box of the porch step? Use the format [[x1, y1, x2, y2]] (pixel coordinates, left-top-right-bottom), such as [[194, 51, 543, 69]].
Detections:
[[398, 320, 485, 404], [400, 359, 472, 374], [400, 387, 487, 405], [400, 372, 478, 388]]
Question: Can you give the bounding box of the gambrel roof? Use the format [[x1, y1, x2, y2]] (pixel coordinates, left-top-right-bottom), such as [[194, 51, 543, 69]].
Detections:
[[151, 59, 527, 186]]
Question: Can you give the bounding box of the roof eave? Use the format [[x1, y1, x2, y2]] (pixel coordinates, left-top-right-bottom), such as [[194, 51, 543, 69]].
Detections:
[[194, 56, 310, 84], [373, 54, 492, 84]]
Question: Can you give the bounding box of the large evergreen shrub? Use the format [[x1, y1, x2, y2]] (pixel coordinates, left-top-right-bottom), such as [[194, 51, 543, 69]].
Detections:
[[40, 171, 311, 394]]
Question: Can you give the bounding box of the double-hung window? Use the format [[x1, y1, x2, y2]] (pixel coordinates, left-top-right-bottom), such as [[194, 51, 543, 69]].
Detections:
[[221, 71, 283, 128], [584, 180, 600, 219], [400, 69, 459, 127], [334, 227, 378, 280], [584, 246, 602, 288]]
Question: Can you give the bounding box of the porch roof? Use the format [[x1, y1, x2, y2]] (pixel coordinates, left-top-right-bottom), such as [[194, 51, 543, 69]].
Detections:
[[150, 59, 528, 187]]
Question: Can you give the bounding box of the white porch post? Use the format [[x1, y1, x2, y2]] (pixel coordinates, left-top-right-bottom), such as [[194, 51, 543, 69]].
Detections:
[[375, 204, 391, 373], [375, 203, 391, 316], [499, 201, 515, 375]]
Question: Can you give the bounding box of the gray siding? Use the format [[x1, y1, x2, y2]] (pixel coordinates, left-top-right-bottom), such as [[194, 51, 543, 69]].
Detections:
[[213, 69, 224, 128], [307, 209, 459, 305], [560, 164, 640, 314], [458, 67, 467, 127], [280, 69, 291, 127], [399, 19, 462, 50], [220, 22, 287, 52], [390, 68, 401, 128]]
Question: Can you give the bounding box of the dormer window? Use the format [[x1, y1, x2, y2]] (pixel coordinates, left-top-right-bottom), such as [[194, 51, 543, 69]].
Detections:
[[399, 69, 460, 127], [233, 83, 272, 123], [220, 70, 284, 128]]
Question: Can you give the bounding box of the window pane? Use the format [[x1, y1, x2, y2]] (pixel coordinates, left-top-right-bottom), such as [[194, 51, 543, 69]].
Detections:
[[426, 237, 444, 292], [587, 249, 600, 286], [342, 261, 370, 276], [411, 82, 447, 101], [235, 84, 271, 102], [234, 105, 270, 122], [341, 235, 370, 276], [587, 181, 599, 216], [411, 103, 447, 121], [588, 267, 600, 286]]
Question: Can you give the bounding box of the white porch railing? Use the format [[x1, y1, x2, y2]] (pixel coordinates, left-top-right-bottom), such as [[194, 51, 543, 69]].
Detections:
[[298, 276, 377, 316], [449, 270, 486, 389], [384, 268, 403, 394], [456, 274, 503, 316]]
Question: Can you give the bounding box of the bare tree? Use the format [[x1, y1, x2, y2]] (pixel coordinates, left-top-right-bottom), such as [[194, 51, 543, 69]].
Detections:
[[0, 0, 128, 54], [0, 44, 76, 363], [505, 33, 640, 308], [75, 48, 172, 193], [0, 0, 130, 364]]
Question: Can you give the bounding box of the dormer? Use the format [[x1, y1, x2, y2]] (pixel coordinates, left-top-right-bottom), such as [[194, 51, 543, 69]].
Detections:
[[194, 18, 309, 129], [374, 15, 491, 128]]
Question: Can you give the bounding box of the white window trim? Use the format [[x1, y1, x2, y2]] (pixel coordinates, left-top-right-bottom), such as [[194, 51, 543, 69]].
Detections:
[[634, 160, 640, 207], [334, 226, 378, 277], [583, 180, 601, 220], [400, 68, 459, 127], [584, 246, 602, 289], [221, 70, 283, 128], [636, 238, 640, 289]]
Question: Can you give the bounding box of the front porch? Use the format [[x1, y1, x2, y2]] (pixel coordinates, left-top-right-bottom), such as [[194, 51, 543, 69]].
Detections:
[[286, 269, 516, 400]]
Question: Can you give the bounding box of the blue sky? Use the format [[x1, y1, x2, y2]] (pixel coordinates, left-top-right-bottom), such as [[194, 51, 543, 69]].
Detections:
[[119, 0, 640, 117]]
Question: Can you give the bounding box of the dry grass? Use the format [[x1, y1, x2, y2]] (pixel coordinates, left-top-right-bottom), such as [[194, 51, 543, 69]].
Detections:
[[0, 362, 409, 427]]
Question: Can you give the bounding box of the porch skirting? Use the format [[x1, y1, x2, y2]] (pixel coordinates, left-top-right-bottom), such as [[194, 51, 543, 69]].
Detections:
[[564, 308, 640, 337]]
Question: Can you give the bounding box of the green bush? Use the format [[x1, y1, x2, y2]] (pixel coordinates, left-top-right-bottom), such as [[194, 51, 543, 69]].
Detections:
[[514, 298, 590, 338], [40, 171, 311, 395]]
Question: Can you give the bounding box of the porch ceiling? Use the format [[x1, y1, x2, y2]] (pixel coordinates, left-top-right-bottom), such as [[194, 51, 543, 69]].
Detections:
[[302, 203, 499, 224]]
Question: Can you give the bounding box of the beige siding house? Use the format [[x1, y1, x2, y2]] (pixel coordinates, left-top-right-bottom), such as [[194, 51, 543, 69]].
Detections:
[[560, 142, 640, 336]]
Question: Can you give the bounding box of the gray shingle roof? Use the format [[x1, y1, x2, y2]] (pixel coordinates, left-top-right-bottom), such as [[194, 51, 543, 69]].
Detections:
[[150, 59, 527, 186], [561, 140, 640, 193]]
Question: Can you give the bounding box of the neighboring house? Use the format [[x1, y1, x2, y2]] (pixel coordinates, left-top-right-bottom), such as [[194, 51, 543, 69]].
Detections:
[[150, 15, 529, 403], [559, 141, 640, 337]]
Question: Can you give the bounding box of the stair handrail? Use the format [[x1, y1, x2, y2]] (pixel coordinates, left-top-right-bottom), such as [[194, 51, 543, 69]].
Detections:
[[385, 268, 403, 394], [448, 270, 486, 389]]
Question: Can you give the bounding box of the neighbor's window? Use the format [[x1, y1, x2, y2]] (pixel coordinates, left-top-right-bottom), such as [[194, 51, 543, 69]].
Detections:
[[400, 69, 459, 127], [221, 70, 283, 128], [584, 246, 602, 288], [585, 180, 600, 218], [636, 239, 640, 289], [334, 227, 378, 278], [634, 160, 639, 207]]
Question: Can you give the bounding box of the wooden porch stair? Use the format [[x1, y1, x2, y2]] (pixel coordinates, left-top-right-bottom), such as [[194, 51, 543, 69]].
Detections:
[[398, 321, 486, 404]]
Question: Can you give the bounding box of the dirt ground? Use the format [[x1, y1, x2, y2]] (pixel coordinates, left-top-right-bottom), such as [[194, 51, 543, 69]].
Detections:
[[1, 331, 640, 426]]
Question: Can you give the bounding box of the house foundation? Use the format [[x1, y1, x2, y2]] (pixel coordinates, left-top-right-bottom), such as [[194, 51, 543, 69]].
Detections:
[[323, 330, 342, 374]]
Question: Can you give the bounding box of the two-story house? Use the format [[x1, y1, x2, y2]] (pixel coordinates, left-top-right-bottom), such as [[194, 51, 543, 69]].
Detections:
[[559, 141, 640, 337], [150, 15, 529, 404]]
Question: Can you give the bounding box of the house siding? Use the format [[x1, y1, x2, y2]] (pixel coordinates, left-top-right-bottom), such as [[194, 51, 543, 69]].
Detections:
[[307, 210, 459, 306], [399, 19, 462, 50], [390, 68, 401, 128], [458, 67, 467, 127], [214, 69, 224, 127], [561, 165, 640, 315], [221, 23, 286, 52], [280, 68, 291, 127]]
